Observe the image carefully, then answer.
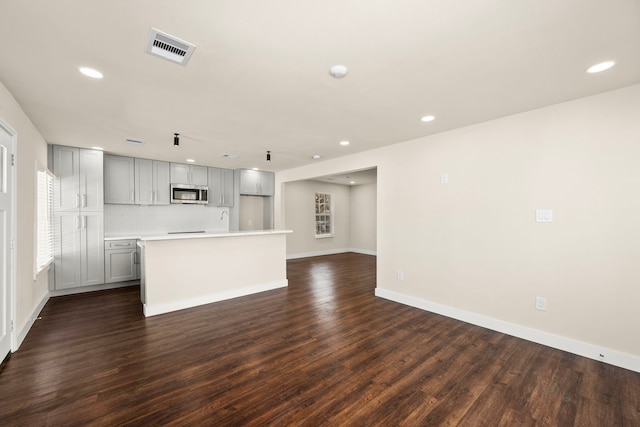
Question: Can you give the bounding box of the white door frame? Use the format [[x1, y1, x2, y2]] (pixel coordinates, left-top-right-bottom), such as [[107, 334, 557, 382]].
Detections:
[[0, 119, 17, 354]]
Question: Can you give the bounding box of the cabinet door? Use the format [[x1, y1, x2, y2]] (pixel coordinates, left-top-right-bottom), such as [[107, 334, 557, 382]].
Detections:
[[79, 149, 103, 211], [208, 167, 223, 206], [170, 163, 189, 183], [53, 211, 82, 289], [104, 155, 135, 204], [220, 168, 234, 206], [240, 169, 260, 195], [135, 158, 153, 205], [81, 212, 104, 286], [153, 161, 170, 205], [260, 171, 275, 196], [105, 249, 137, 283], [52, 145, 80, 211], [190, 165, 208, 185]]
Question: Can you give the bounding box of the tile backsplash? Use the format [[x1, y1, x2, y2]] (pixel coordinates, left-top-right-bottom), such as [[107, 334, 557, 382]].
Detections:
[[105, 204, 229, 235]]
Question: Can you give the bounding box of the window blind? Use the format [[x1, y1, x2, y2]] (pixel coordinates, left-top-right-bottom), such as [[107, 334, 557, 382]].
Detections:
[[35, 168, 54, 276]]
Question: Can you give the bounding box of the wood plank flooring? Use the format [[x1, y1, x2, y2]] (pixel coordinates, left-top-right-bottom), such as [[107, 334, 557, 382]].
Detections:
[[1, 253, 639, 425]]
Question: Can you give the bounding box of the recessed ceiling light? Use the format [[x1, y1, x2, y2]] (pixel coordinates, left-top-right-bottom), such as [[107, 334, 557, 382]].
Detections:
[[91, 146, 103, 151], [252, 167, 259, 171], [186, 159, 195, 163], [78, 67, 103, 79], [330, 65, 348, 79], [586, 61, 615, 74], [339, 141, 350, 146], [350, 181, 356, 185], [223, 154, 239, 159], [312, 154, 321, 160], [421, 115, 435, 122]]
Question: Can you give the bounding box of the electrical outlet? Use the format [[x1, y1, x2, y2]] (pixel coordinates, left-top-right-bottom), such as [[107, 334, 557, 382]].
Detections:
[[397, 270, 404, 281], [535, 296, 547, 311]]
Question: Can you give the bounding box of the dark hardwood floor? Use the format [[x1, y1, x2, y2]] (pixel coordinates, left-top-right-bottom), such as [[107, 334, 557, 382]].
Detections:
[[1, 253, 639, 426]]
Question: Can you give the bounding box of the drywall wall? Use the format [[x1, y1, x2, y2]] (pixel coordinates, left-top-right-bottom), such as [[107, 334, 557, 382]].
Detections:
[[349, 183, 377, 254], [276, 84, 640, 369], [0, 80, 49, 347], [284, 180, 351, 258]]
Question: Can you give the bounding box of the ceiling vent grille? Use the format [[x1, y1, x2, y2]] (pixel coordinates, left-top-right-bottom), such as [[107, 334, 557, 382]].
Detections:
[[145, 28, 196, 66], [125, 138, 145, 145]]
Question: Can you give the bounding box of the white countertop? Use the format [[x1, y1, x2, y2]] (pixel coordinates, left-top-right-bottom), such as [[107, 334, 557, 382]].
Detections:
[[105, 229, 292, 242]]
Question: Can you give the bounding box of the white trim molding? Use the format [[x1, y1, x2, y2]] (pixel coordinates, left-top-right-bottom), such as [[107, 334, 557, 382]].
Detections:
[[375, 287, 640, 374], [16, 293, 49, 351], [287, 248, 376, 260]]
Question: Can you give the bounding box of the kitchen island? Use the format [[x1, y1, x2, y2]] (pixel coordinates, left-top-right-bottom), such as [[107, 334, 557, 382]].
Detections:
[[136, 230, 292, 317]]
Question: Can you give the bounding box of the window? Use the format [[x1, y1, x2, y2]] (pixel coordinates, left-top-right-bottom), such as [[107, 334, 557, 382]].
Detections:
[[315, 192, 333, 238], [35, 167, 54, 277]]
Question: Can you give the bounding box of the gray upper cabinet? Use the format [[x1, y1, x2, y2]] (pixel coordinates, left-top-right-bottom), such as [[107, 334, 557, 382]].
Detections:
[[52, 146, 104, 211], [170, 163, 208, 185], [208, 167, 234, 207], [104, 155, 135, 204], [135, 159, 170, 205], [239, 169, 275, 196]]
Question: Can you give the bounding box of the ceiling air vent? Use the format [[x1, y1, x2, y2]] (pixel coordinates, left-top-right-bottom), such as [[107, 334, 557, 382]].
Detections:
[[145, 28, 196, 66], [125, 138, 145, 145]]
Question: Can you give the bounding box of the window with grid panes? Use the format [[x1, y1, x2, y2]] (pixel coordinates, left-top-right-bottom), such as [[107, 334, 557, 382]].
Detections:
[[315, 192, 333, 238]]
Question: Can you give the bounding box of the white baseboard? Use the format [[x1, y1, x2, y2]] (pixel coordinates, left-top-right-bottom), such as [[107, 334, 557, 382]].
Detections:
[[15, 293, 50, 352], [287, 248, 376, 260], [49, 280, 139, 297], [144, 279, 288, 317], [375, 287, 640, 374], [350, 248, 377, 256]]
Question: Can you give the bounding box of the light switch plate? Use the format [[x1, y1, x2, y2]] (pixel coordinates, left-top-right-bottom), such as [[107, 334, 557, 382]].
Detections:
[[536, 209, 553, 223], [440, 173, 448, 184]]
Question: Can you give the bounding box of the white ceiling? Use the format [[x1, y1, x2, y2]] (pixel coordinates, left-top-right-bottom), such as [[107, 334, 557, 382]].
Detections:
[[0, 1, 638, 172]]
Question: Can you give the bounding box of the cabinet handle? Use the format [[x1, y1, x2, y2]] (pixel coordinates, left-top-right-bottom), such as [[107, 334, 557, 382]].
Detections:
[[76, 193, 80, 208], [82, 194, 87, 207], [111, 243, 130, 247], [152, 191, 156, 202], [82, 216, 86, 229], [134, 252, 138, 264], [131, 191, 134, 201]]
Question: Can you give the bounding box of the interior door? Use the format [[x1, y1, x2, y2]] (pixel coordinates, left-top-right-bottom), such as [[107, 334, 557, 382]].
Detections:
[[0, 123, 14, 360]]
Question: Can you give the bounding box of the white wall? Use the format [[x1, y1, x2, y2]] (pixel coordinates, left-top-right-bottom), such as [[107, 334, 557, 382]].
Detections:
[[276, 84, 640, 371], [284, 180, 351, 258], [349, 183, 377, 254], [0, 81, 49, 346]]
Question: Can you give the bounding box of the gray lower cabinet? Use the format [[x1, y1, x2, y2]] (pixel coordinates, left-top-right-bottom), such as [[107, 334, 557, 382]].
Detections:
[[104, 240, 139, 283], [53, 211, 105, 289]]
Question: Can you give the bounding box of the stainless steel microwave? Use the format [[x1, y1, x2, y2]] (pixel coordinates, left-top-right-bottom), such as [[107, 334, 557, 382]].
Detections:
[[170, 184, 209, 205]]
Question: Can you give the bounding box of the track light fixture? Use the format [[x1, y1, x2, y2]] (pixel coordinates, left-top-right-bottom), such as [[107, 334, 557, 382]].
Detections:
[[266, 150, 271, 161], [174, 133, 179, 146]]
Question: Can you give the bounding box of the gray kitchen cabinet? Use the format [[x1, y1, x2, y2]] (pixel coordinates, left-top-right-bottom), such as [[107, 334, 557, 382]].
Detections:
[[208, 167, 234, 207], [135, 159, 170, 205], [104, 240, 138, 283], [170, 162, 208, 185], [52, 146, 104, 211], [53, 211, 104, 289], [239, 169, 275, 196], [51, 146, 105, 289], [104, 155, 135, 204]]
